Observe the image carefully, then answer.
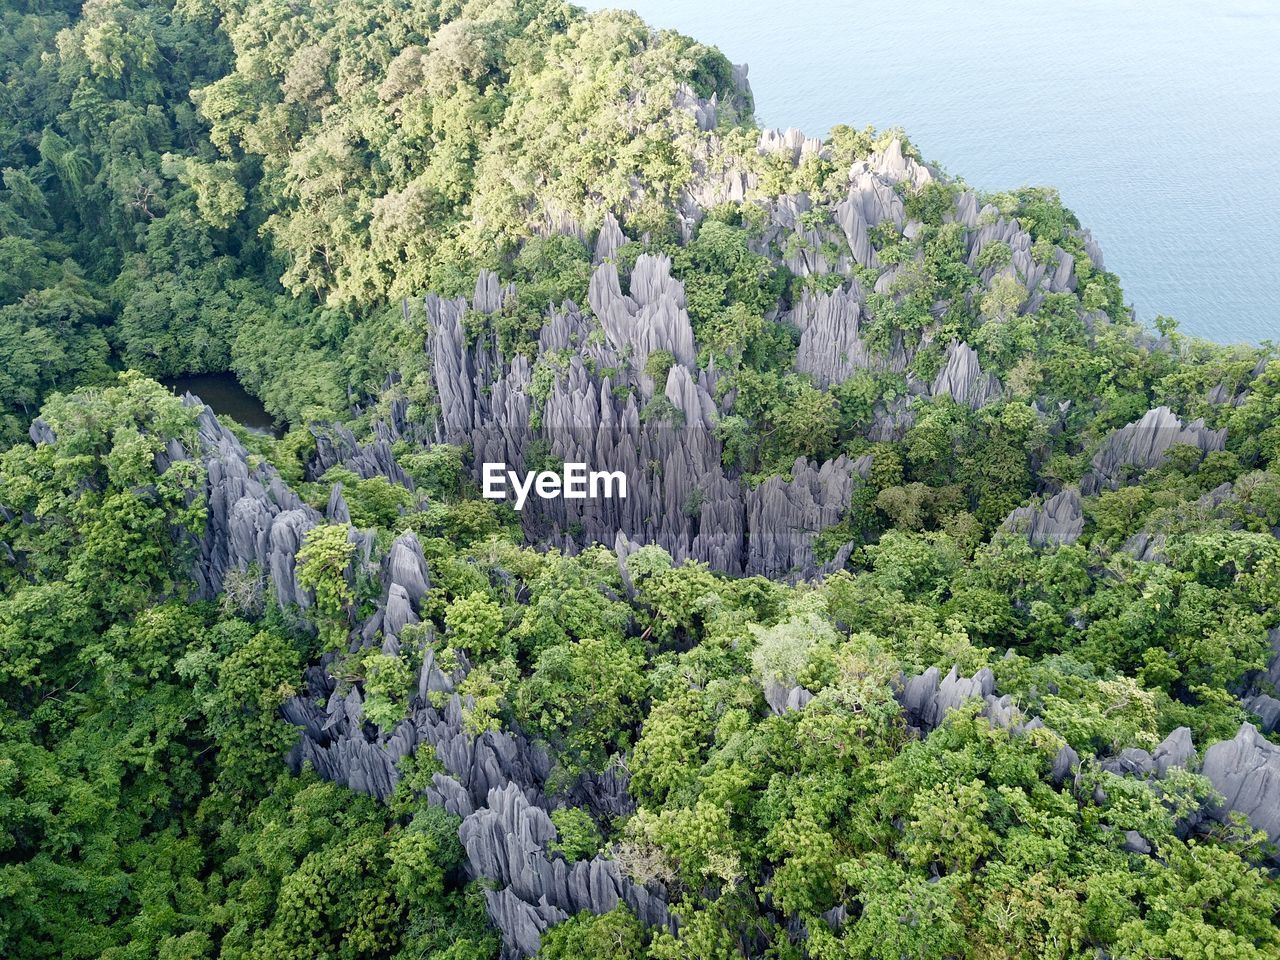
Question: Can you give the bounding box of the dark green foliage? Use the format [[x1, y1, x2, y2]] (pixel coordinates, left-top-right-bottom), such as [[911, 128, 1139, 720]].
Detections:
[[0, 377, 497, 960], [2, 2, 1280, 959]]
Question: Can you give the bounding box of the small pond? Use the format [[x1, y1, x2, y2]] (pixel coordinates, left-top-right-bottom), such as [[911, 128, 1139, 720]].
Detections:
[[162, 372, 284, 437]]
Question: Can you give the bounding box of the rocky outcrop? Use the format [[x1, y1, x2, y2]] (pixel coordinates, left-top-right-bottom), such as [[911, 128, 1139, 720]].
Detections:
[[181, 399, 322, 609], [791, 283, 907, 387], [1122, 532, 1168, 564], [309, 421, 414, 489], [916, 673, 1280, 854], [744, 456, 872, 580], [422, 251, 874, 579], [588, 254, 696, 375], [1097, 732, 1194, 781], [268, 552, 669, 960], [1001, 487, 1084, 547], [930, 340, 1003, 410], [386, 530, 430, 605], [287, 681, 416, 800], [769, 655, 1280, 859], [461, 784, 670, 957], [758, 127, 823, 164], [1201, 723, 1280, 843], [593, 211, 626, 264], [283, 638, 669, 959], [765, 681, 815, 716], [1244, 695, 1280, 735], [1082, 406, 1226, 494], [900, 665, 996, 732]]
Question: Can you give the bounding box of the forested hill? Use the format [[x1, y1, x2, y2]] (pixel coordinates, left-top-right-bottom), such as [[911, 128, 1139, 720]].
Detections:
[[0, 0, 746, 436], [4, 1, 1280, 959]]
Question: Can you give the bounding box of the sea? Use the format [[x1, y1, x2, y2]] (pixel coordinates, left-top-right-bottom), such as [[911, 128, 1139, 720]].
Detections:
[[583, 0, 1280, 345]]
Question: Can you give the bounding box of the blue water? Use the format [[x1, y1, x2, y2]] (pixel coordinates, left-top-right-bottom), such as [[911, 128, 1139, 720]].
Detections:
[[585, 0, 1280, 345]]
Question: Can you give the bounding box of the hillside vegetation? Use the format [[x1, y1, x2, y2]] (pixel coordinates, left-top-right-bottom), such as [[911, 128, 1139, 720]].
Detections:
[[2, 2, 1279, 959]]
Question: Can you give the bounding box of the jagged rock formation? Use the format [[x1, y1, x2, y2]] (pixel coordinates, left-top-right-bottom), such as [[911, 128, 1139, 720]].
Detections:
[[173, 397, 1280, 951], [1122, 531, 1168, 564], [179, 399, 322, 608], [931, 340, 1003, 410], [1001, 487, 1084, 547], [593, 211, 626, 264], [421, 254, 872, 580], [1098, 728, 1197, 781], [388, 135, 1119, 579], [900, 665, 995, 731], [791, 283, 907, 387], [284, 637, 670, 959], [749, 653, 1280, 867], [282, 625, 656, 957], [745, 456, 872, 580], [168, 439, 659, 960], [1201, 724, 1280, 842], [285, 674, 416, 800], [401, 137, 1109, 579], [1082, 406, 1227, 494], [461, 784, 671, 957], [589, 254, 697, 375], [309, 420, 414, 489], [1243, 694, 1280, 734]]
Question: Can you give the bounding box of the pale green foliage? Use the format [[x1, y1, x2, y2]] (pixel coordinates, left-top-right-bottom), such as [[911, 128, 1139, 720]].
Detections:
[[360, 651, 414, 731], [296, 523, 356, 647], [445, 590, 507, 656], [549, 807, 603, 862], [749, 594, 839, 690]]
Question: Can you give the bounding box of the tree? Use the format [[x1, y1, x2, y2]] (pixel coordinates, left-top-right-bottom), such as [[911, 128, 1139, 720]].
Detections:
[[539, 906, 646, 960], [296, 523, 356, 646], [444, 590, 507, 657], [517, 636, 646, 771]]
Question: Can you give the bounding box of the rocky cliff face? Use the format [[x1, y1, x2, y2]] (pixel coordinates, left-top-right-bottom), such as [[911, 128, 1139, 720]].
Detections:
[[419, 247, 874, 580], [1000, 487, 1084, 547], [1082, 406, 1227, 494], [181, 399, 322, 610], [792, 282, 905, 387]]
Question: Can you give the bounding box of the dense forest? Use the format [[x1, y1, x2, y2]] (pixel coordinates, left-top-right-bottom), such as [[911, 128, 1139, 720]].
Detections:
[[3, 1, 1280, 959]]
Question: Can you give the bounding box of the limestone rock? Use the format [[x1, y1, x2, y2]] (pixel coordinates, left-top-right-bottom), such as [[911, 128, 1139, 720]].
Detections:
[[899, 665, 995, 732], [791, 283, 907, 387], [183, 399, 322, 609], [1122, 532, 1168, 564], [461, 784, 666, 957], [745, 456, 872, 581], [931, 341, 1002, 410], [593, 212, 626, 264], [1153, 727, 1196, 777], [764, 681, 814, 715], [1001, 488, 1084, 547], [327, 483, 351, 523], [1201, 723, 1280, 844], [588, 254, 696, 373], [386, 530, 431, 605], [1083, 407, 1226, 494], [1244, 694, 1280, 735]]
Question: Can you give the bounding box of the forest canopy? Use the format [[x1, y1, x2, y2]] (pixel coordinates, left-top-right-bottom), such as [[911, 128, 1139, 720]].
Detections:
[[2, 1, 1279, 959]]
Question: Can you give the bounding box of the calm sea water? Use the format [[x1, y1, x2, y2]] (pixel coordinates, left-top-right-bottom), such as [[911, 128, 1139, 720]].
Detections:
[[586, 0, 1279, 345]]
